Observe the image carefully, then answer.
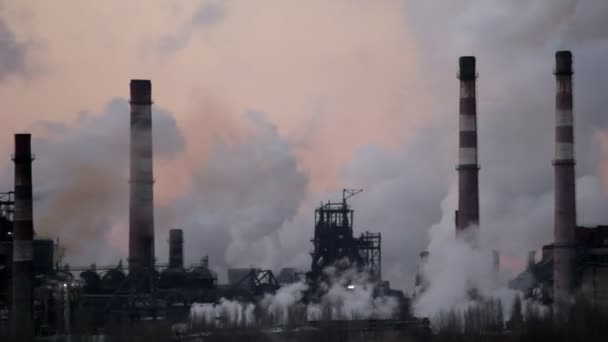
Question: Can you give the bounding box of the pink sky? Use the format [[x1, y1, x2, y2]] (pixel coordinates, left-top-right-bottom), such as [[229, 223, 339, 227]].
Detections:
[[0, 0, 432, 193]]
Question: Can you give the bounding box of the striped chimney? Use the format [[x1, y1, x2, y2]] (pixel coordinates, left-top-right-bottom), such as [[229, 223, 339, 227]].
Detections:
[[11, 134, 34, 341], [553, 50, 576, 309], [456, 56, 480, 246], [129, 80, 155, 275]]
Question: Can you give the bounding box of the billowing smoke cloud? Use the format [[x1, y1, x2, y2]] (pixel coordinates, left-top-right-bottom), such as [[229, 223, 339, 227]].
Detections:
[[329, 0, 608, 295], [396, 0, 608, 317], [169, 0, 608, 293], [0, 98, 185, 265], [164, 111, 308, 272]]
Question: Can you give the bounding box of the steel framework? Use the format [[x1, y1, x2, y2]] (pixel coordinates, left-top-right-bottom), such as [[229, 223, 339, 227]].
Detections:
[[308, 189, 382, 284]]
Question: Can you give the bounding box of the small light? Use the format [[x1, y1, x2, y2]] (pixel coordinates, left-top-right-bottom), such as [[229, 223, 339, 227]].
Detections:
[[63, 283, 67, 288], [347, 284, 355, 290]]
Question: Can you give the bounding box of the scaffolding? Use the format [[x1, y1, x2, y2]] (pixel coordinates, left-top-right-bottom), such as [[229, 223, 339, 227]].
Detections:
[[308, 189, 382, 284], [358, 232, 382, 281]]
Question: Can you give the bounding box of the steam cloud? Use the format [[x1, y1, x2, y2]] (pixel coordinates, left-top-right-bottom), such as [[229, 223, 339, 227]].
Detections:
[[190, 267, 399, 328], [165, 110, 308, 273]]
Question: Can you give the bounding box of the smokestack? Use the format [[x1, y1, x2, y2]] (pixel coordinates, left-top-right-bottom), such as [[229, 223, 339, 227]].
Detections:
[[553, 51, 576, 309], [456, 56, 480, 246], [129, 80, 155, 274], [11, 134, 34, 341], [168, 229, 183, 269], [492, 250, 500, 272]]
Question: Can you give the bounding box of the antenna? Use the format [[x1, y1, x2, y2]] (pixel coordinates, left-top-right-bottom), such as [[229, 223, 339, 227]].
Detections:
[[342, 188, 363, 205]]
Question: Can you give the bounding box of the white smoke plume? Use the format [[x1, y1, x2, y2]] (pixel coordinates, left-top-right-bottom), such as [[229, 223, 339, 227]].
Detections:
[[164, 110, 309, 276], [190, 266, 399, 328], [190, 299, 256, 328]]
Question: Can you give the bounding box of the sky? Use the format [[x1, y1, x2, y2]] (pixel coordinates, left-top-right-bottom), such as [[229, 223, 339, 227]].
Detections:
[[1, 0, 608, 291]]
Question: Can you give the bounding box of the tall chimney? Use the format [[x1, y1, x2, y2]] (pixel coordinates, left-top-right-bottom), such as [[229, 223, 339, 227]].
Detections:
[[553, 51, 576, 309], [456, 56, 480, 246], [168, 229, 184, 269], [129, 80, 155, 274], [11, 134, 34, 341]]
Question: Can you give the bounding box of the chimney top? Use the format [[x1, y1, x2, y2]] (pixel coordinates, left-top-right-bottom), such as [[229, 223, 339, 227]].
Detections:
[[459, 56, 476, 81], [555, 51, 573, 76], [14, 134, 32, 158], [130, 79, 152, 104]]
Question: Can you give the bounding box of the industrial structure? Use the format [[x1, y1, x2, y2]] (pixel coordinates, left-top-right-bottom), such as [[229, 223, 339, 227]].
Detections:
[[307, 189, 382, 287], [510, 51, 608, 308], [456, 56, 480, 247], [2, 50, 605, 338], [552, 51, 577, 309], [414, 51, 608, 309], [11, 134, 35, 341], [0, 80, 409, 339], [128, 79, 156, 285]]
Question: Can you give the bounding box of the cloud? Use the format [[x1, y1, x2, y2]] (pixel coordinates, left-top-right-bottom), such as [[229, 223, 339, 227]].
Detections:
[[380, 0, 608, 297], [156, 1, 228, 54], [0, 14, 27, 80], [162, 111, 308, 272]]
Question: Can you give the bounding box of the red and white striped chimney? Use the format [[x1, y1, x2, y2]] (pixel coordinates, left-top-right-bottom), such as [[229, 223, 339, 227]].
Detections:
[[456, 56, 480, 246], [553, 50, 576, 309]]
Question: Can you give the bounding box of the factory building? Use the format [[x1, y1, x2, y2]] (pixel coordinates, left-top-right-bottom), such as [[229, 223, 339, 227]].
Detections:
[[511, 226, 608, 306]]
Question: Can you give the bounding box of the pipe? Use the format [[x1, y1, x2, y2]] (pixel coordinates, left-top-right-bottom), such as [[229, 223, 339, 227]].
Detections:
[[128, 80, 155, 274], [11, 134, 34, 341], [456, 56, 480, 246], [168, 229, 184, 269], [553, 51, 576, 309]]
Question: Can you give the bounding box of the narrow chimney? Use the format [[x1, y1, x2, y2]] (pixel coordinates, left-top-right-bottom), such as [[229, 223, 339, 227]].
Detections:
[[11, 134, 34, 341], [492, 250, 500, 272], [129, 80, 155, 274], [456, 56, 480, 246], [553, 51, 576, 309], [168, 229, 183, 269]]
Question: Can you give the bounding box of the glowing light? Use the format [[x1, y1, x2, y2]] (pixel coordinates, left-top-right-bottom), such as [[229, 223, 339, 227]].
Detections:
[[347, 284, 355, 290]]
